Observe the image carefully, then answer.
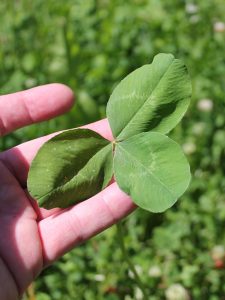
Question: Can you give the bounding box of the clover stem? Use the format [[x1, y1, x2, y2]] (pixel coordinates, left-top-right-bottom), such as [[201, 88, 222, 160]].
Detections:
[[112, 140, 116, 153], [25, 283, 36, 300], [116, 222, 149, 299]]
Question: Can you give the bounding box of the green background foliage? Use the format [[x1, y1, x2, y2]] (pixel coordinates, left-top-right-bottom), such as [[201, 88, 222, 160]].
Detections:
[[1, 0, 225, 299]]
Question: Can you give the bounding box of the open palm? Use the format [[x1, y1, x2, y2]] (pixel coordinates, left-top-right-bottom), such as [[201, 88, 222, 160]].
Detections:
[[0, 84, 135, 300]]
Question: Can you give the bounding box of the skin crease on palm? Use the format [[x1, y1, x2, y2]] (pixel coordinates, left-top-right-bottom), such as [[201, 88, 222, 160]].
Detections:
[[0, 83, 136, 300]]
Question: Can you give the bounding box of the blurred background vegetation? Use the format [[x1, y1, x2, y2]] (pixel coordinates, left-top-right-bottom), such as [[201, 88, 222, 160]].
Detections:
[[1, 0, 225, 299]]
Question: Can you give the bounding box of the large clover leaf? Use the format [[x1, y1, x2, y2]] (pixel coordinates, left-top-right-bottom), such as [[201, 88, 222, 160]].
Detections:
[[28, 53, 192, 213]]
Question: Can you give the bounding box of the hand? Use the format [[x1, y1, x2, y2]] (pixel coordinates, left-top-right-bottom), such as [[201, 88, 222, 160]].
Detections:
[[0, 84, 135, 299]]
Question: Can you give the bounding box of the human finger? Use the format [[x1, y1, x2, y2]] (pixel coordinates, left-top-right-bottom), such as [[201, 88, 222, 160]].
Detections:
[[0, 83, 74, 136], [38, 183, 136, 265]]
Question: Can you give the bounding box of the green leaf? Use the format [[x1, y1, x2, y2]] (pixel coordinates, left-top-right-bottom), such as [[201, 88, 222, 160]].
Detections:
[[107, 53, 192, 141], [27, 129, 113, 209], [113, 132, 191, 213]]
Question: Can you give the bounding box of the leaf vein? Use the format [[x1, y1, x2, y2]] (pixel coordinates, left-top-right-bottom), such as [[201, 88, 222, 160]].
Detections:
[[37, 143, 111, 202], [117, 59, 175, 139], [117, 143, 175, 198]]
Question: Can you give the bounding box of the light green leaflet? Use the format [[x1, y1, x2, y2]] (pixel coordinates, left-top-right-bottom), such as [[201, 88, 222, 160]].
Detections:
[[107, 53, 191, 140], [28, 53, 192, 212], [114, 132, 191, 213]]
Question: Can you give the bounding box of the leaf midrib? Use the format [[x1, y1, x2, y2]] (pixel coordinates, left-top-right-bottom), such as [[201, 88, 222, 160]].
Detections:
[[117, 58, 175, 140], [37, 143, 111, 202], [117, 142, 175, 198]]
